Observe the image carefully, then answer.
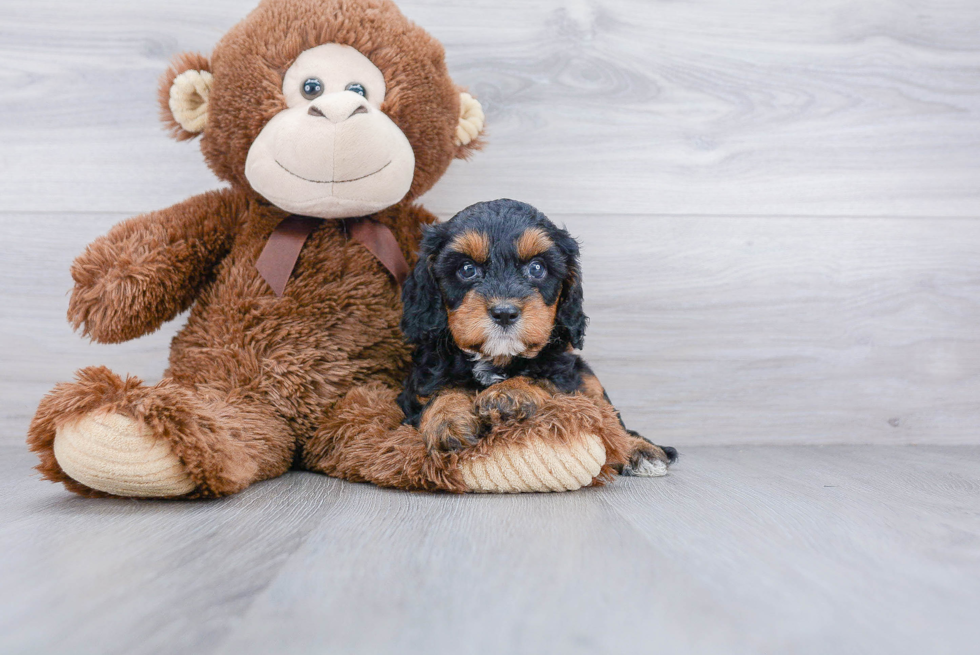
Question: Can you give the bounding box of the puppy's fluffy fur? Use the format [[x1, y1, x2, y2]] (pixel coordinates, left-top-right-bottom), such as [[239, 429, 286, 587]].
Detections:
[[398, 199, 676, 474]]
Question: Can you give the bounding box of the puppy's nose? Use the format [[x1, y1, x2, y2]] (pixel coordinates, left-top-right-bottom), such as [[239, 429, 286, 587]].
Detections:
[[489, 303, 521, 327]]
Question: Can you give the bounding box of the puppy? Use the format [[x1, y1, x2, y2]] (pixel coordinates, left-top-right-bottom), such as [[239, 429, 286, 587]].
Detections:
[[398, 199, 676, 476]]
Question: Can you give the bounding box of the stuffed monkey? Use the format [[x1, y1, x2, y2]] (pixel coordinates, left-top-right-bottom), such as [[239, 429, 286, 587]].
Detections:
[[28, 0, 659, 497]]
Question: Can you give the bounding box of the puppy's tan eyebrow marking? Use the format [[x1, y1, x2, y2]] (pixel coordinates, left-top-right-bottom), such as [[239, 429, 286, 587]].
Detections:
[[449, 230, 490, 262], [515, 227, 554, 260]]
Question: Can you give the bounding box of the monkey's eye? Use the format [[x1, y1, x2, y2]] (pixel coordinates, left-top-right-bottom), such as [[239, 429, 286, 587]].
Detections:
[[457, 262, 481, 281], [301, 78, 324, 100], [345, 82, 367, 98], [526, 260, 548, 280]]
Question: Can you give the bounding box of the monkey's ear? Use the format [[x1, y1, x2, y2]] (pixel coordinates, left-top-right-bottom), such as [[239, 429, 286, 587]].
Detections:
[[453, 91, 486, 159], [400, 226, 451, 344], [158, 52, 213, 141]]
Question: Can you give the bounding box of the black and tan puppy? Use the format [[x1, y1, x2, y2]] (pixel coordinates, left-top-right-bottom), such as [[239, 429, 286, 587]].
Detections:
[[398, 199, 676, 476]]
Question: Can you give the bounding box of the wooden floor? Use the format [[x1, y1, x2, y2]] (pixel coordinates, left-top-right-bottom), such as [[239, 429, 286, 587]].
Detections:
[[2, 0, 979, 653], [3, 445, 979, 654]]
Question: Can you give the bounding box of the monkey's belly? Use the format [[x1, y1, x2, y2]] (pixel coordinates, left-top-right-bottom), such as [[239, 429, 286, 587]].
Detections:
[[166, 266, 407, 421]]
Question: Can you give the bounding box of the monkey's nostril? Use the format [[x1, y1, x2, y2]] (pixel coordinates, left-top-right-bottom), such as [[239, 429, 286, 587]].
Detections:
[[308, 103, 367, 122], [489, 304, 521, 327]]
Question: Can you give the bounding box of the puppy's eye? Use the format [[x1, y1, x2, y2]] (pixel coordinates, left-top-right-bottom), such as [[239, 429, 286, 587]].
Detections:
[[345, 82, 367, 98], [302, 78, 324, 100], [526, 260, 547, 280], [457, 262, 481, 281]]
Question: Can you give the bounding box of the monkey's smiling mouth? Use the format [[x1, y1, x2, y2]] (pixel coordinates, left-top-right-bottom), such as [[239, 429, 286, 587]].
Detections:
[[274, 160, 392, 184]]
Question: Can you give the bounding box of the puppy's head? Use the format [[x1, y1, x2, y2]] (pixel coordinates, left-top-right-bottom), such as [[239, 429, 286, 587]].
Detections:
[[401, 199, 586, 361]]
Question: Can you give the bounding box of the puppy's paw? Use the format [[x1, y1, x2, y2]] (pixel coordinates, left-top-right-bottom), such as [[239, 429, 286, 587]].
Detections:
[[474, 377, 554, 425], [475, 387, 538, 424], [620, 434, 677, 477], [421, 412, 483, 452], [623, 455, 668, 477]]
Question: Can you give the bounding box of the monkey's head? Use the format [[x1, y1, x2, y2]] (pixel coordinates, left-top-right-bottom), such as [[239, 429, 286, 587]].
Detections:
[[159, 0, 485, 218]]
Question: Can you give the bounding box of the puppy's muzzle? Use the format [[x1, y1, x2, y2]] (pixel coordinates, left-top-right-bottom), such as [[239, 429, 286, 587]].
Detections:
[[489, 303, 521, 328]]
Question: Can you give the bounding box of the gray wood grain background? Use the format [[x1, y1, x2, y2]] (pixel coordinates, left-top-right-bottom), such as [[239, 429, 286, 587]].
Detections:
[[3, 3, 980, 654], [2, 0, 978, 446]]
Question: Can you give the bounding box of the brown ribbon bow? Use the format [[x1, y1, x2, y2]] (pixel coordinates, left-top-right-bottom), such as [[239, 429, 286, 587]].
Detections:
[[255, 215, 410, 297]]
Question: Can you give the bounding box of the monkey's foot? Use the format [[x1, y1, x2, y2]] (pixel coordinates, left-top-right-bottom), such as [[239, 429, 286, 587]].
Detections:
[[53, 411, 196, 498], [460, 430, 605, 493]]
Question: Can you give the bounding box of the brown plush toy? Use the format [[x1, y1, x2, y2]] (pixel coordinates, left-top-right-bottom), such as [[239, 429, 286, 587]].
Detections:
[[27, 0, 657, 498]]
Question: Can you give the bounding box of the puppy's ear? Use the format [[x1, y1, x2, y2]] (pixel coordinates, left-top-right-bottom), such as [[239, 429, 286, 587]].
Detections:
[[553, 228, 588, 350], [401, 226, 449, 344]]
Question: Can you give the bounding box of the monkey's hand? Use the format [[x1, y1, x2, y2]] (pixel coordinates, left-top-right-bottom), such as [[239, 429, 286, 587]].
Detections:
[[68, 189, 244, 343]]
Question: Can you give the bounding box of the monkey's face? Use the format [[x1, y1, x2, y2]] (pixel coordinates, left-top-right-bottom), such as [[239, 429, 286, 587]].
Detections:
[[244, 44, 416, 219], [160, 0, 485, 206]]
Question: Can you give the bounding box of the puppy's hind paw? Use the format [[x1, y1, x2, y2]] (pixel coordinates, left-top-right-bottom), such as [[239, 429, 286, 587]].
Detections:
[[620, 438, 677, 477], [622, 456, 668, 477]]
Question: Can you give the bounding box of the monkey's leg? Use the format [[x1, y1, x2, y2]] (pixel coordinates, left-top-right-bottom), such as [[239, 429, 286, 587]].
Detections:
[[28, 366, 294, 498], [459, 393, 630, 492], [302, 382, 469, 493], [304, 382, 652, 493]]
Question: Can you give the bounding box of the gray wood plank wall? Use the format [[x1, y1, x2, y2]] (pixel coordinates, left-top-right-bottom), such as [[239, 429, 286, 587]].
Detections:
[[2, 0, 978, 446]]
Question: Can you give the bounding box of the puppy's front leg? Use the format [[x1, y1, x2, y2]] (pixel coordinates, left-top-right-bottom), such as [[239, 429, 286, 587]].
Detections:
[[474, 377, 555, 424], [419, 390, 483, 452]]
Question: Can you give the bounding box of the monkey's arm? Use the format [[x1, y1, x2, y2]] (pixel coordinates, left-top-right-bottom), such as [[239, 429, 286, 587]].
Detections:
[[68, 189, 246, 343]]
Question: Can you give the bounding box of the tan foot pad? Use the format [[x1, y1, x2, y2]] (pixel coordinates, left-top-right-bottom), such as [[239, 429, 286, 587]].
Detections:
[[461, 432, 606, 493], [53, 412, 196, 498]]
